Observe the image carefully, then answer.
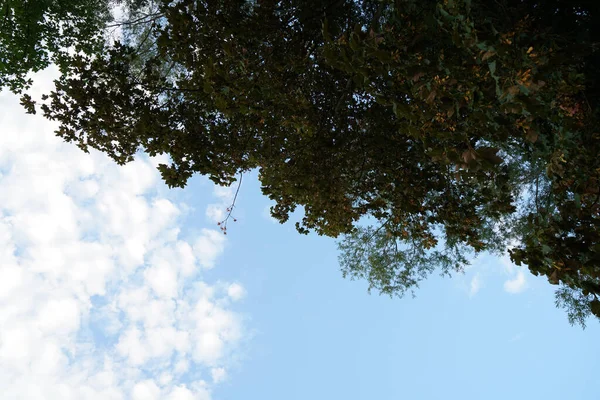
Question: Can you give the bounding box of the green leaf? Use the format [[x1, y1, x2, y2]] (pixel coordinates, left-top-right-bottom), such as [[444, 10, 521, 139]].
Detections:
[[591, 300, 600, 318], [488, 60, 496, 76], [574, 193, 581, 208]]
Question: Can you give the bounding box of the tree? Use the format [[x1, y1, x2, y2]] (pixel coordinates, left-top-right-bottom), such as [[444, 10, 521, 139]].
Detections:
[[0, 0, 162, 95], [11, 0, 600, 326], [1, 0, 111, 94]]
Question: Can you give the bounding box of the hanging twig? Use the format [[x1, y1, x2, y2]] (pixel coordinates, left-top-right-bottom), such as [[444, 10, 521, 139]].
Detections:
[[218, 173, 244, 234]]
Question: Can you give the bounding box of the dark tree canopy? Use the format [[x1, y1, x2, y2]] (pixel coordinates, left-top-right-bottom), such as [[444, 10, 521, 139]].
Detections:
[[0, 0, 114, 93], [6, 0, 600, 326]]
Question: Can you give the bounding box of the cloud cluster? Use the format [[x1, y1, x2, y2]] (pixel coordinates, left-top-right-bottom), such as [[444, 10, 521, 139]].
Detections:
[[0, 71, 246, 399], [501, 255, 528, 294], [462, 251, 528, 298]]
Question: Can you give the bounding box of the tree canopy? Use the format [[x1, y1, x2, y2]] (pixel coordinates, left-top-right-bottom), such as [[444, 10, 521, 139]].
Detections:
[[4, 0, 600, 326]]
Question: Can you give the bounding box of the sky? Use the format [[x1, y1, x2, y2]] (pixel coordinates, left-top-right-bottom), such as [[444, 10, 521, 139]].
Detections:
[[0, 69, 599, 400]]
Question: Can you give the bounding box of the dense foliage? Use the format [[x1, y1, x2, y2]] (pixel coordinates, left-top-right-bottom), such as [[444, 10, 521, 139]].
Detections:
[[5, 0, 600, 326], [0, 0, 117, 93]]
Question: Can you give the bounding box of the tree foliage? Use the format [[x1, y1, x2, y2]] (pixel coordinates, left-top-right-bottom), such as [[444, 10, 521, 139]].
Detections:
[[7, 0, 600, 326], [0, 0, 116, 93]]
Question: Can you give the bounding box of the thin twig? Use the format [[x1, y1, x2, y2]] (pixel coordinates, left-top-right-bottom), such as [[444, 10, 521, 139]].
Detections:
[[218, 173, 244, 234], [106, 12, 164, 28]]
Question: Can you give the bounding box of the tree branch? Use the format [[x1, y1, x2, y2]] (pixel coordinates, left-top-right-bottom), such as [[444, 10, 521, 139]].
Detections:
[[218, 173, 244, 234]]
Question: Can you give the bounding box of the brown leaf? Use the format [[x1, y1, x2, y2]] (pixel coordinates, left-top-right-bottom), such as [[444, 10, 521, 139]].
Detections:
[[482, 50, 496, 61], [425, 89, 437, 104], [412, 72, 425, 82], [549, 270, 559, 284], [526, 131, 538, 143], [462, 149, 477, 163], [507, 86, 520, 96]]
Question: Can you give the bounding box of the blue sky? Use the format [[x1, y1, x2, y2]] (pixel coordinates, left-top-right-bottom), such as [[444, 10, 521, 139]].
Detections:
[[0, 69, 598, 400], [203, 171, 600, 400]]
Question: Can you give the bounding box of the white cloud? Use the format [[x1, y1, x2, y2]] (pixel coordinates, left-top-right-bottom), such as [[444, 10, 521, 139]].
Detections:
[[144, 262, 179, 298], [167, 385, 210, 400], [37, 298, 82, 335], [211, 367, 227, 384], [193, 229, 227, 269], [501, 255, 528, 294], [227, 283, 246, 301], [132, 380, 161, 400], [205, 185, 235, 224], [509, 332, 524, 343], [0, 69, 248, 399], [206, 204, 226, 224], [504, 270, 527, 294], [469, 274, 482, 297]]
